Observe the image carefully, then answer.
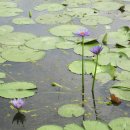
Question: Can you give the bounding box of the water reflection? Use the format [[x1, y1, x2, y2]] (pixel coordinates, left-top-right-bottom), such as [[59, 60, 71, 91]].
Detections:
[[12, 112, 26, 125]]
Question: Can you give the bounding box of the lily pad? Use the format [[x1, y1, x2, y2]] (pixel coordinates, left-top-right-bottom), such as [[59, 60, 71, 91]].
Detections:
[[110, 81, 130, 101], [109, 117, 130, 130], [115, 71, 130, 81], [50, 24, 85, 36], [35, 14, 71, 24], [0, 82, 36, 98], [80, 15, 113, 26], [93, 2, 124, 11], [58, 104, 85, 118], [64, 124, 84, 130], [83, 120, 109, 130], [25, 37, 62, 50], [0, 25, 14, 35], [62, 0, 90, 5], [0, 32, 36, 45], [34, 3, 65, 11], [12, 17, 35, 25], [0, 72, 6, 78], [1, 48, 45, 62], [37, 125, 63, 130]]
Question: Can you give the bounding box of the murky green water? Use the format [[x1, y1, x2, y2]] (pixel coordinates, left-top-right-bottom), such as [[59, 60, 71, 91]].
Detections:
[[0, 0, 130, 130]]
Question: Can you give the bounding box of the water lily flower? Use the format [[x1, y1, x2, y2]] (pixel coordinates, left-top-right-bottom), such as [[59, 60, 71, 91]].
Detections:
[[74, 28, 90, 37], [90, 46, 103, 55], [11, 99, 25, 110]]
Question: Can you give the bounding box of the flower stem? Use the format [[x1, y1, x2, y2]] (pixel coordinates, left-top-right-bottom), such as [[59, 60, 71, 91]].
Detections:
[[82, 36, 85, 106], [92, 55, 98, 92]]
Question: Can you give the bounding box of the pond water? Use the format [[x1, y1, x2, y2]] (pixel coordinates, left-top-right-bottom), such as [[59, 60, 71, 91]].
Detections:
[[0, 0, 130, 130]]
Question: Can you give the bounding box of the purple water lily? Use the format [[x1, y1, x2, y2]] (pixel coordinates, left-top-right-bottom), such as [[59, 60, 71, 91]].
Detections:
[[74, 28, 90, 37], [90, 46, 103, 55], [11, 99, 25, 110]]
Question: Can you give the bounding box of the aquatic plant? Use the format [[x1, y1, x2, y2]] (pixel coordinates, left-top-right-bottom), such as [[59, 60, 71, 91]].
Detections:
[[74, 28, 90, 104], [11, 98, 25, 111], [90, 46, 103, 92]]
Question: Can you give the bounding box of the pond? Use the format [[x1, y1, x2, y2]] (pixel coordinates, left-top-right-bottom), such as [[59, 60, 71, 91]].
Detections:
[[0, 0, 130, 130]]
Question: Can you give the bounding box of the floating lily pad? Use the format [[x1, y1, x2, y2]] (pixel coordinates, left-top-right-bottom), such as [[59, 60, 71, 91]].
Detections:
[[93, 2, 124, 11], [0, 72, 6, 78], [0, 32, 36, 45], [97, 52, 127, 66], [109, 117, 130, 130], [34, 3, 65, 11], [64, 8, 95, 18], [80, 15, 113, 26], [0, 82, 36, 98], [115, 71, 130, 81], [0, 25, 14, 35], [125, 4, 130, 12], [101, 26, 130, 45], [56, 41, 76, 49], [0, 2, 23, 17], [62, 0, 90, 5], [64, 124, 84, 130], [37, 125, 63, 130], [83, 120, 109, 130], [25, 37, 61, 50], [12, 17, 35, 25], [110, 81, 130, 101], [58, 104, 85, 118], [50, 24, 85, 36], [68, 59, 115, 76], [2, 48, 45, 62], [35, 14, 71, 24]]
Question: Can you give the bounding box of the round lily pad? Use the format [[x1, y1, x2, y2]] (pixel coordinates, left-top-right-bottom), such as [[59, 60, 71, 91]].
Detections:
[[62, 0, 90, 5], [37, 125, 63, 130], [50, 24, 85, 36], [80, 15, 113, 26], [0, 32, 36, 45], [64, 124, 84, 130], [93, 2, 124, 11], [83, 120, 109, 130], [1, 48, 45, 62], [25, 37, 62, 50], [12, 17, 35, 25], [34, 3, 65, 11], [0, 25, 14, 35], [35, 14, 71, 24], [58, 104, 85, 118], [109, 117, 130, 130], [0, 82, 37, 98]]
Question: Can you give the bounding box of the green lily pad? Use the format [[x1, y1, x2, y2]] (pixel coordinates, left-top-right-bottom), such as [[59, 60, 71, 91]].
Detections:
[[0, 32, 36, 45], [64, 124, 84, 130], [68, 59, 115, 76], [110, 81, 130, 101], [64, 8, 95, 18], [58, 104, 85, 118], [109, 117, 130, 130], [62, 0, 90, 5], [80, 15, 113, 26], [0, 82, 36, 98], [34, 3, 64, 11], [93, 2, 124, 11], [115, 71, 130, 81], [0, 72, 6, 78], [50, 24, 85, 36], [101, 26, 130, 45], [97, 52, 127, 66], [35, 14, 71, 24], [25, 37, 62, 50], [37, 125, 63, 130], [1, 48, 45, 62], [125, 4, 130, 12], [83, 120, 109, 130], [0, 2, 23, 17], [56, 41, 76, 49], [0, 25, 14, 35], [12, 17, 35, 25]]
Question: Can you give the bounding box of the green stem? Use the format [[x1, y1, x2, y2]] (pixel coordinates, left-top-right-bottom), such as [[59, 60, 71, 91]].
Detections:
[[92, 55, 98, 92], [82, 36, 85, 106]]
